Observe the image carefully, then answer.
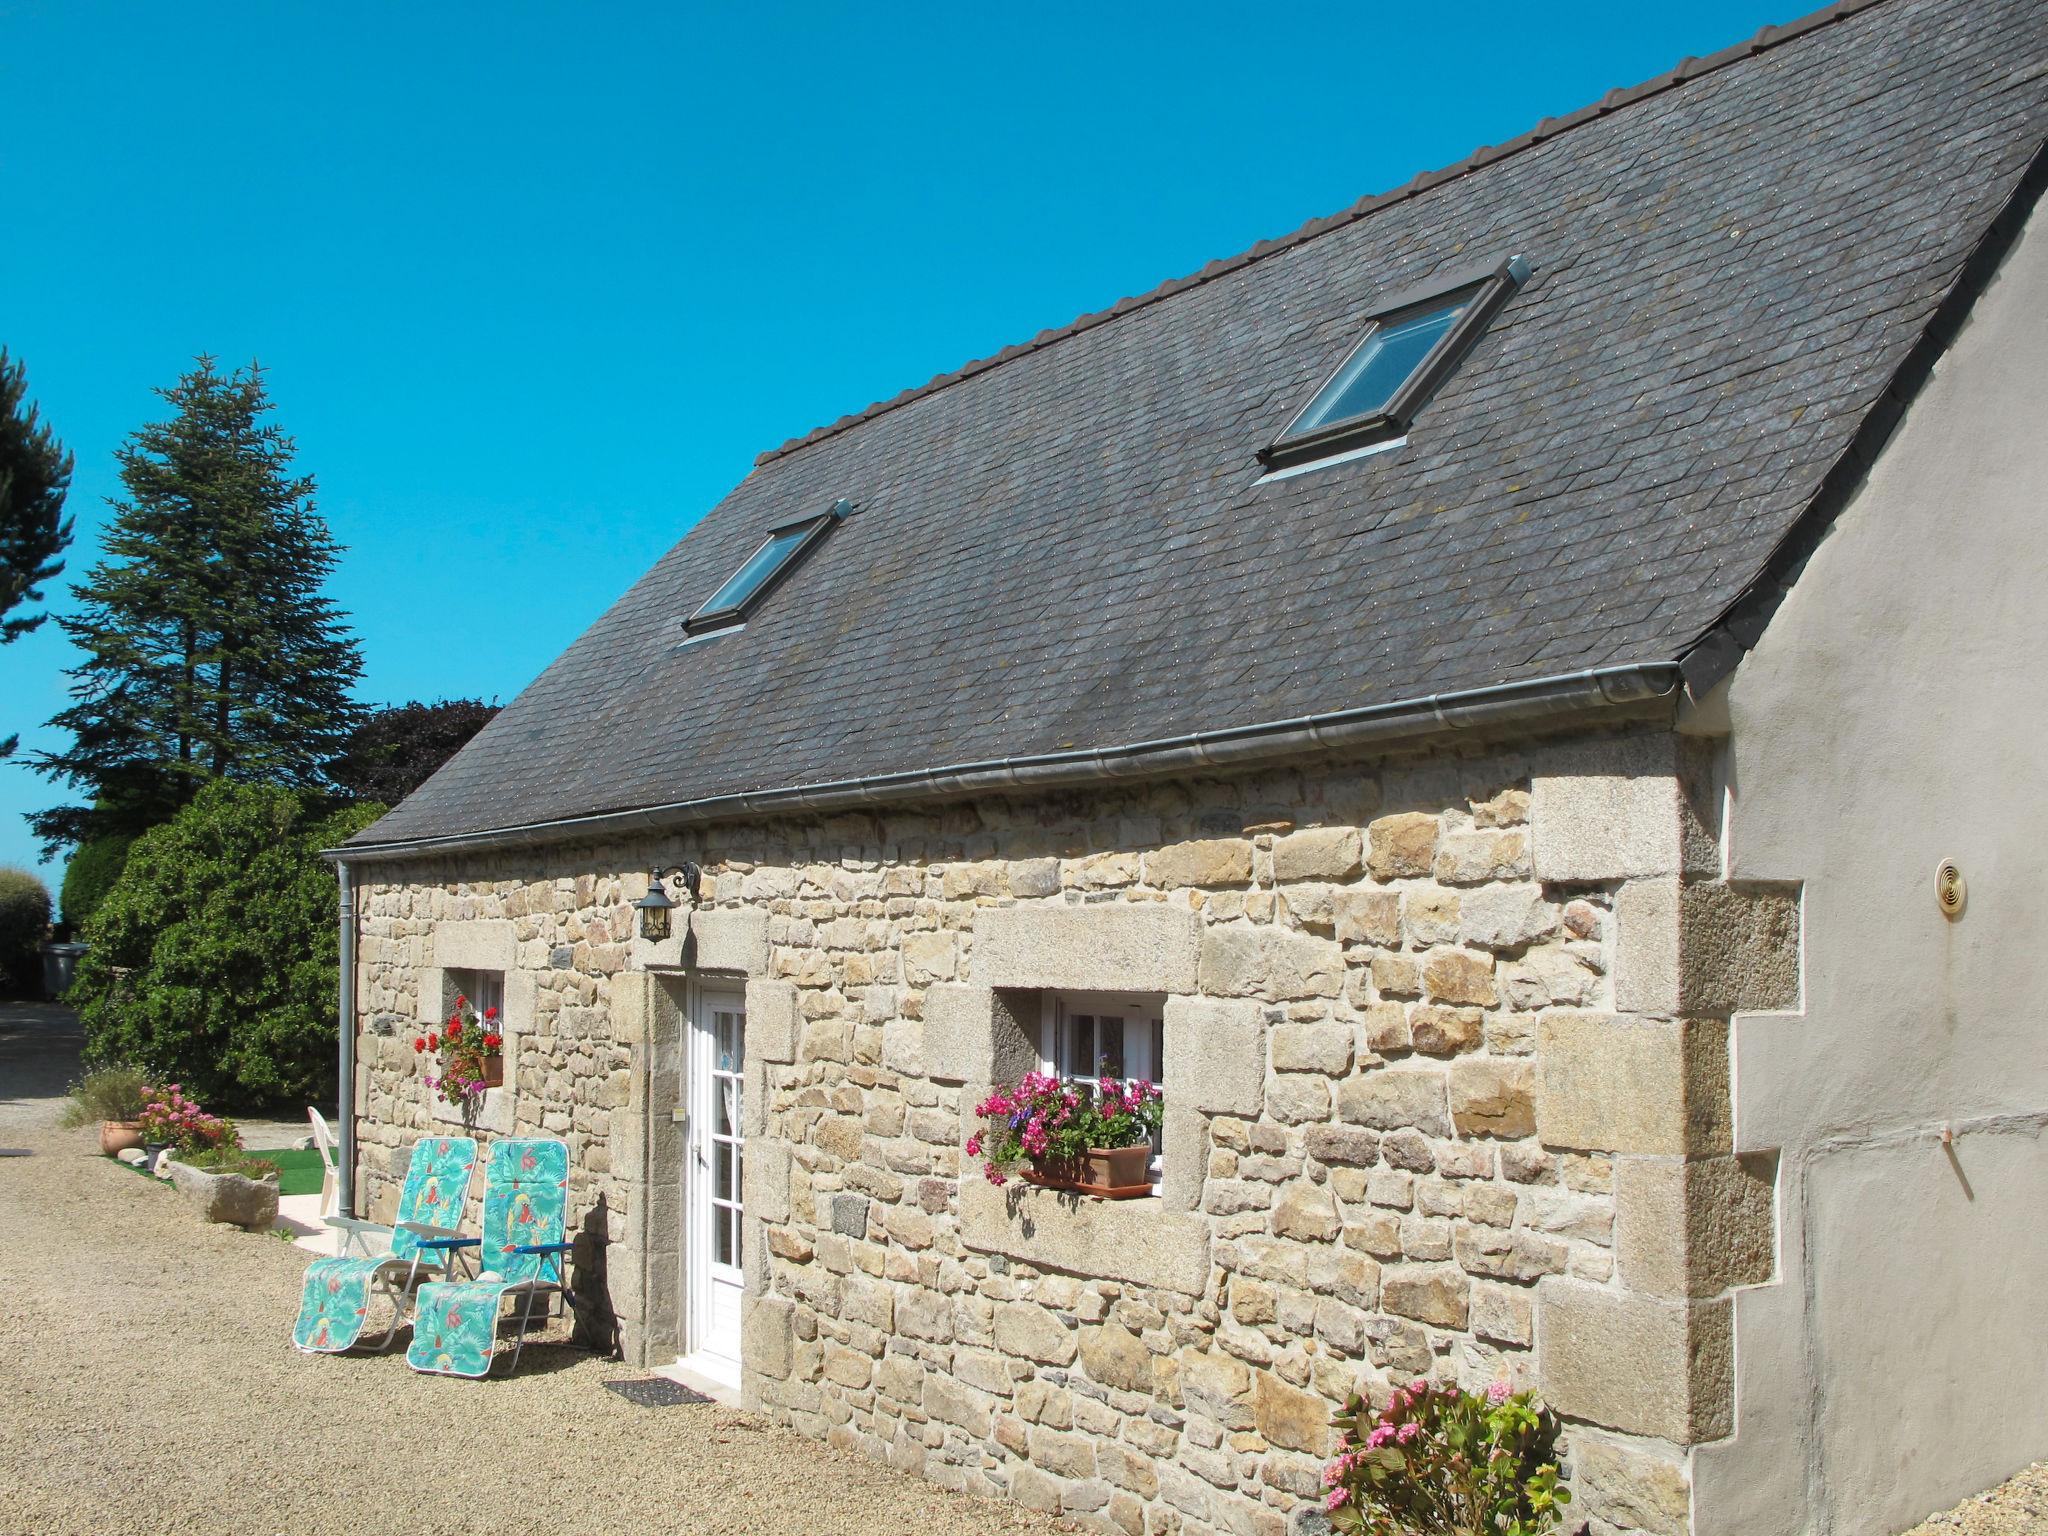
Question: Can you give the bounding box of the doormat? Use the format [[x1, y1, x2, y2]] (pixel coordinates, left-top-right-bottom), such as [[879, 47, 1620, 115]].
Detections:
[[603, 1377, 714, 1407]]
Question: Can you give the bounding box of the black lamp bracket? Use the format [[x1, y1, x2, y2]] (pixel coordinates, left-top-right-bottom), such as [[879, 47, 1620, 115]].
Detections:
[[652, 863, 703, 902]]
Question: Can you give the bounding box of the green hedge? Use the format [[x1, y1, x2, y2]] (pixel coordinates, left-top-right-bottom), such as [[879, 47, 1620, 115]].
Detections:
[[0, 867, 51, 998], [69, 782, 384, 1107], [61, 831, 137, 933]]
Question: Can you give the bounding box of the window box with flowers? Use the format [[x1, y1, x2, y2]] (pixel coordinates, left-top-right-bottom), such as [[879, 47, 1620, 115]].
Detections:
[[415, 991, 505, 1134], [969, 1069, 1164, 1198]]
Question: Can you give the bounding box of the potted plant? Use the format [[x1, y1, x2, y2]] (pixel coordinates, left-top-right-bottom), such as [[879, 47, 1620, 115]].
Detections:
[[969, 1069, 1163, 1197], [415, 992, 504, 1128], [58, 1064, 151, 1155], [135, 1084, 236, 1173]]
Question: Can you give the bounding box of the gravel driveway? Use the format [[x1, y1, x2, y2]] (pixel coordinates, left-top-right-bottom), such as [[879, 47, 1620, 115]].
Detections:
[[6, 1001, 2042, 1536], [0, 1003, 1062, 1536]]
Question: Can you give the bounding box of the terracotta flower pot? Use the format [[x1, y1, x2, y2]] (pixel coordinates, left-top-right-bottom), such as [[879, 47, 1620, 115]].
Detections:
[[482, 1055, 504, 1089], [1023, 1144, 1153, 1199], [100, 1120, 144, 1156]]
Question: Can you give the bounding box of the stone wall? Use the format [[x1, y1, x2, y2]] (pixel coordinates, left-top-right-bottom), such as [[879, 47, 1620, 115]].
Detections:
[[350, 726, 1796, 1536]]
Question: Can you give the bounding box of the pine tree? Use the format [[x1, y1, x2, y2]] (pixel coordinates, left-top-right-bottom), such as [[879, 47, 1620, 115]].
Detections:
[[0, 350, 75, 756], [31, 358, 362, 851]]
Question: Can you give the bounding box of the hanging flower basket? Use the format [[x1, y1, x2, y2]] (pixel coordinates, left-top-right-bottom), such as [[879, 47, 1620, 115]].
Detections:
[[417, 993, 505, 1125]]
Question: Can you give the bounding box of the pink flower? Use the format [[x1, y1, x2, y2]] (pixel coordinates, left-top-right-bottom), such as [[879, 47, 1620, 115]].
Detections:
[[1487, 1380, 1512, 1404], [965, 1133, 982, 1157], [1325, 1488, 1349, 1511], [1396, 1422, 1419, 1444]]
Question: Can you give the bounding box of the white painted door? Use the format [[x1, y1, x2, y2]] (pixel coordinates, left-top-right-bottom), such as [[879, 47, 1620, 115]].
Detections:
[[684, 986, 745, 1381]]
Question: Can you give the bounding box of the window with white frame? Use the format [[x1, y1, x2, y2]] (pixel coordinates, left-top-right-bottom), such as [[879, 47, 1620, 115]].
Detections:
[[1039, 990, 1167, 1179], [448, 967, 504, 1027]]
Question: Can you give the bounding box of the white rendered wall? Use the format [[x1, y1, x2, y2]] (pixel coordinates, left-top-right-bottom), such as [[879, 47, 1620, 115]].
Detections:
[[1693, 196, 2048, 1536]]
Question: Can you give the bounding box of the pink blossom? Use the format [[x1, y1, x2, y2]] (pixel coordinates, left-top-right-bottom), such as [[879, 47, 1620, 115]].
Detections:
[[1486, 1380, 1512, 1404], [1396, 1422, 1419, 1444], [1325, 1488, 1349, 1511]]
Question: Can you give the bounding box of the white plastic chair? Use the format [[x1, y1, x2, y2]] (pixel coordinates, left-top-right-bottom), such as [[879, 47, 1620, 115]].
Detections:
[[307, 1107, 340, 1223]]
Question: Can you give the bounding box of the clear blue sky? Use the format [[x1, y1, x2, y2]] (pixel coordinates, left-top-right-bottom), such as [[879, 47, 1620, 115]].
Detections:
[[0, 0, 1795, 898]]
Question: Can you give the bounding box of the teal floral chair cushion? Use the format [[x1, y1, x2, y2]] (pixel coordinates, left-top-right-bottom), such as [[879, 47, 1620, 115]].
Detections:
[[406, 1138, 572, 1378], [291, 1135, 477, 1354]]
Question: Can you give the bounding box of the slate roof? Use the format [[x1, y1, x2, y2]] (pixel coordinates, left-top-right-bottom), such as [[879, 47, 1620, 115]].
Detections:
[[350, 0, 2048, 854]]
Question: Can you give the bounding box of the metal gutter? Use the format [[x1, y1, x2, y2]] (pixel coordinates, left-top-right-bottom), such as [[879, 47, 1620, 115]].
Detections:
[[325, 661, 1680, 864]]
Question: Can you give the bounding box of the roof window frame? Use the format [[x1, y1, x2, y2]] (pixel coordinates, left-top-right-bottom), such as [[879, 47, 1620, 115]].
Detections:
[[683, 497, 852, 635], [1258, 254, 1530, 473]]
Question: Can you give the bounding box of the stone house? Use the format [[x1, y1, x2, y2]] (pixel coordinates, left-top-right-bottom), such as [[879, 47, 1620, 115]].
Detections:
[[331, 1, 2048, 1531]]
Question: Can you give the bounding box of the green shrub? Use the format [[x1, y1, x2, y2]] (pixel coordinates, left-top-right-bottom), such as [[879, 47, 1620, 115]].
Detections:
[[57, 1063, 151, 1126], [69, 782, 384, 1109], [1322, 1380, 1570, 1535], [0, 866, 51, 998], [60, 830, 137, 933]]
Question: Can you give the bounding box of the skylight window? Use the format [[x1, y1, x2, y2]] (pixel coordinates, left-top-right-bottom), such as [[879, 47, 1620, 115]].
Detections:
[[684, 498, 850, 634], [1260, 255, 1530, 474]]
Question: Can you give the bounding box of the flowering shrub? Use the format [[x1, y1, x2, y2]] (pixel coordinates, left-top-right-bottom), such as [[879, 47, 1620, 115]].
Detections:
[[967, 1069, 1162, 1185], [1321, 1379, 1571, 1536], [414, 992, 503, 1112], [135, 1083, 239, 1155]]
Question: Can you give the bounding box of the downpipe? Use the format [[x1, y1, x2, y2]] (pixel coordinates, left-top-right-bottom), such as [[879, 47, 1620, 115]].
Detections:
[[336, 860, 356, 1216]]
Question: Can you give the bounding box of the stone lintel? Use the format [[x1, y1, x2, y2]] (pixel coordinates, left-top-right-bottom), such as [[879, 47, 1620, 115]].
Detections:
[[692, 907, 770, 974], [429, 918, 517, 972], [959, 1178, 1212, 1295], [1537, 1279, 1732, 1443], [972, 903, 1200, 993]]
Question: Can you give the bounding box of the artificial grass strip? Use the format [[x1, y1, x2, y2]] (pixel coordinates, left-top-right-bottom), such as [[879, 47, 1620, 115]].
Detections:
[[242, 1145, 328, 1197], [111, 1144, 329, 1197]]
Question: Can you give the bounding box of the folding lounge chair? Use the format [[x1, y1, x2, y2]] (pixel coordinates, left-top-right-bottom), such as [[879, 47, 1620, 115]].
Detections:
[[406, 1137, 572, 1378], [291, 1135, 478, 1354]]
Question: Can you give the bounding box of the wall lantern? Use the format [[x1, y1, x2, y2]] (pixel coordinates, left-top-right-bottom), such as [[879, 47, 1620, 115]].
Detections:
[[636, 863, 702, 942]]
